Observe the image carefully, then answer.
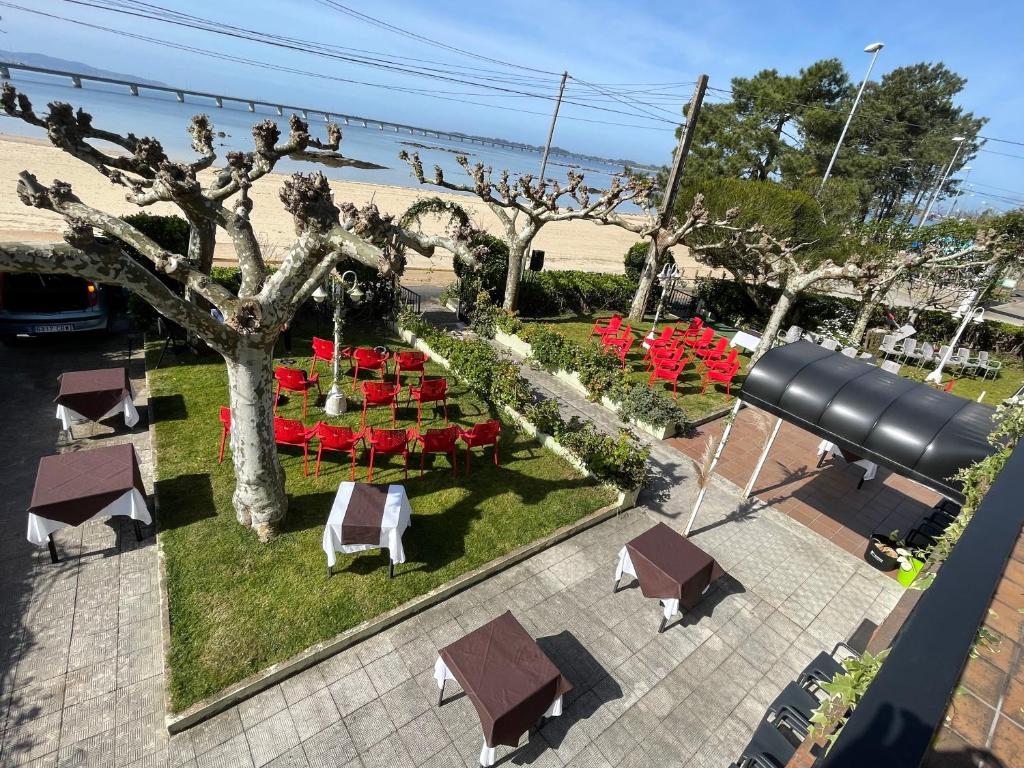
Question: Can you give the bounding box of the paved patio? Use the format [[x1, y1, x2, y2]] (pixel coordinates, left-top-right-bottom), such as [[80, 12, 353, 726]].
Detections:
[[668, 406, 942, 561], [0, 333, 903, 767]]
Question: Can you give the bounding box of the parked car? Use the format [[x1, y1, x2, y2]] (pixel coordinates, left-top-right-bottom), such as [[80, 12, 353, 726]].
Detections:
[[0, 272, 111, 342]]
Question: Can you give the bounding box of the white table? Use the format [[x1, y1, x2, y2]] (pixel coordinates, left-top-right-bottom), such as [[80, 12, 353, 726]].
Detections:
[[322, 482, 412, 577], [433, 657, 563, 767], [816, 440, 878, 488], [614, 547, 680, 622], [27, 488, 150, 547], [56, 395, 140, 432], [730, 330, 762, 352]]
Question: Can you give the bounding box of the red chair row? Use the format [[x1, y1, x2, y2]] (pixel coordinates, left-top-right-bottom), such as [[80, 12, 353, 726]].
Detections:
[[643, 317, 742, 399], [216, 412, 501, 480], [360, 378, 449, 429]]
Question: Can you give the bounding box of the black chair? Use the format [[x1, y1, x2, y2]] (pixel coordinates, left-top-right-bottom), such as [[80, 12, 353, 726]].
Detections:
[[736, 719, 800, 768], [797, 622, 877, 691], [765, 682, 820, 737]]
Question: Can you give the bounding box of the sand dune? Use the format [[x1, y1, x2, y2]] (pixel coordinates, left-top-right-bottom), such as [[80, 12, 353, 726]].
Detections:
[[0, 133, 710, 281]]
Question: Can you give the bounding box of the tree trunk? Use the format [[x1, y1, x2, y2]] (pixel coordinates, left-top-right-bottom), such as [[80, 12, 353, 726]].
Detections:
[[224, 343, 287, 541], [628, 239, 659, 323], [502, 239, 529, 311], [850, 292, 878, 347], [751, 287, 795, 364]]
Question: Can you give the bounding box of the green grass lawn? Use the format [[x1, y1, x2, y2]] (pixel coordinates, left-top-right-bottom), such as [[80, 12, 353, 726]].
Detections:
[[149, 321, 616, 711], [522, 312, 750, 422], [896, 359, 1023, 405]]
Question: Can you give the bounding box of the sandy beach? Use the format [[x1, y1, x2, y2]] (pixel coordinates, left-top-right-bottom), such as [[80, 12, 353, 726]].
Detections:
[[0, 134, 709, 285]]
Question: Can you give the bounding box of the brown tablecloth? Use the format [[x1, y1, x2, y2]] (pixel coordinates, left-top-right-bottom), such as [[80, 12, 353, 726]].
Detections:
[[29, 444, 145, 526], [440, 611, 572, 748], [625, 523, 724, 609], [55, 368, 131, 421], [341, 484, 388, 545]]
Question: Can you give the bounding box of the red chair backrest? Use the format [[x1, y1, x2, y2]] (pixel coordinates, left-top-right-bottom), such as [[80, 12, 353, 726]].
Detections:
[[692, 328, 713, 346], [417, 378, 448, 399], [717, 348, 739, 368], [420, 426, 460, 451], [600, 316, 622, 331], [275, 366, 309, 390], [707, 337, 728, 356], [711, 361, 741, 380], [312, 337, 335, 361], [354, 347, 388, 366], [463, 419, 501, 445], [682, 317, 703, 337], [219, 406, 231, 427], [363, 381, 400, 403], [368, 427, 410, 452], [274, 417, 307, 444], [397, 350, 426, 368], [313, 422, 361, 450], [653, 326, 674, 343]]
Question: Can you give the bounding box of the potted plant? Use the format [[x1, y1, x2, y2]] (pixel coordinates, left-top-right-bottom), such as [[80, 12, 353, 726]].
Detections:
[[896, 548, 925, 587], [864, 530, 901, 571]]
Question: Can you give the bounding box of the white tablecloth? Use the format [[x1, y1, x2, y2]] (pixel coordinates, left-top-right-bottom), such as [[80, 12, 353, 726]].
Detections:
[[817, 440, 878, 482], [322, 482, 412, 568], [614, 547, 680, 621], [56, 395, 140, 431], [730, 330, 762, 351], [27, 488, 150, 546], [433, 656, 563, 767]]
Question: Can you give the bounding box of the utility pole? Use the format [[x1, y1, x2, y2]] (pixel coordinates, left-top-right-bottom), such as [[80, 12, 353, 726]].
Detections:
[[523, 71, 568, 277], [917, 136, 966, 230], [627, 74, 708, 323]]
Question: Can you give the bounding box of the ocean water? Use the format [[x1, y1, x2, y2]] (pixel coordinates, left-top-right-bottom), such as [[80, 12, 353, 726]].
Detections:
[[0, 71, 639, 199]]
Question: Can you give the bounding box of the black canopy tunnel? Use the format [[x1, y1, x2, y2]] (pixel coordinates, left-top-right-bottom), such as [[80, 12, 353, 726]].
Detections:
[[684, 341, 998, 536]]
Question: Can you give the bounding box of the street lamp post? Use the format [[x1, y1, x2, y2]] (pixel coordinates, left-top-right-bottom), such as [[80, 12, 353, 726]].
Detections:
[[917, 136, 966, 229], [312, 269, 363, 415], [925, 263, 995, 384], [818, 42, 885, 196]]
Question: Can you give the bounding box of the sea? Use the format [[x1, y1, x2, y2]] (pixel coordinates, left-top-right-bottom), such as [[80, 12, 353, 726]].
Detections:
[[0, 70, 648, 203]]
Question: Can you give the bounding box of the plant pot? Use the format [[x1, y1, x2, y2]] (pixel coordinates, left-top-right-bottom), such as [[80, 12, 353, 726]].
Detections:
[[897, 557, 925, 588], [864, 534, 900, 571]]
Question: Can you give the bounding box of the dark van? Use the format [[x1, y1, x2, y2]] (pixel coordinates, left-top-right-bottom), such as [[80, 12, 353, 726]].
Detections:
[[0, 272, 110, 342]]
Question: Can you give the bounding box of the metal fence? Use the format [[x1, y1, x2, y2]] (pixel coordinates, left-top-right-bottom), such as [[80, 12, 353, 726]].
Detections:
[[397, 283, 422, 314]]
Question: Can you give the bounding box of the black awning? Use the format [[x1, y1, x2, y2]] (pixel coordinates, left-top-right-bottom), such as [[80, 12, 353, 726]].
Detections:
[[739, 340, 997, 503]]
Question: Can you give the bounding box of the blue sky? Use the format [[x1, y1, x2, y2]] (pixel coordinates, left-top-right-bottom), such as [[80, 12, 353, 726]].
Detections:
[[4, 0, 1024, 210]]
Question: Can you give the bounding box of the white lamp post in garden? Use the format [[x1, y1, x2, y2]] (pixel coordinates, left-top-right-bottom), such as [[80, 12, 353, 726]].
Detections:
[[925, 264, 994, 384], [312, 269, 364, 415], [644, 263, 681, 348], [818, 42, 885, 196]]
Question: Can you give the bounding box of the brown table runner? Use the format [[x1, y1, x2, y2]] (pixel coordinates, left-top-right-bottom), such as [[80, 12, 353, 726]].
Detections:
[[440, 611, 572, 748], [55, 368, 131, 421], [626, 523, 725, 609], [29, 444, 145, 526], [341, 484, 388, 545]]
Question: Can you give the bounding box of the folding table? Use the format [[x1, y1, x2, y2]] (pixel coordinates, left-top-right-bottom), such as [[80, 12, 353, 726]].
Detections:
[[55, 367, 139, 434]]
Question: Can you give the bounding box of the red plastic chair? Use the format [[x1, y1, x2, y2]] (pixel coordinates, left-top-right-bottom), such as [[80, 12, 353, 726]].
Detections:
[[407, 378, 449, 427], [310, 422, 363, 479], [459, 420, 501, 476], [701, 360, 742, 398], [648, 341, 687, 371], [680, 316, 704, 342], [591, 315, 622, 339], [361, 381, 401, 430], [274, 366, 321, 418], [642, 326, 676, 363], [600, 324, 632, 349], [649, 357, 689, 400], [684, 327, 714, 353], [707, 348, 739, 372], [217, 406, 231, 464], [274, 416, 312, 476], [411, 425, 460, 477], [694, 336, 729, 366], [352, 347, 390, 389], [366, 427, 411, 482], [394, 350, 427, 385], [605, 334, 635, 370], [309, 337, 335, 377]]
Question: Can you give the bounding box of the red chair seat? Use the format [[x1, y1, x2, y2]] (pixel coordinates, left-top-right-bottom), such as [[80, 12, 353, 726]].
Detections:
[[592, 315, 622, 339], [274, 366, 321, 419], [411, 425, 460, 477], [310, 336, 335, 377], [407, 378, 449, 427], [459, 420, 501, 476], [361, 382, 401, 430], [274, 416, 312, 476], [352, 347, 390, 389], [701, 362, 741, 398], [311, 422, 363, 479], [394, 350, 427, 385], [366, 427, 412, 482]]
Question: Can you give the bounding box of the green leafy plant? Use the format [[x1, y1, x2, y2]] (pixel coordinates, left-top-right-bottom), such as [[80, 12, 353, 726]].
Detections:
[[624, 240, 675, 283], [809, 649, 890, 750], [525, 398, 563, 435], [495, 308, 523, 335], [611, 381, 685, 429], [519, 270, 636, 317], [556, 419, 649, 490], [469, 290, 499, 339]]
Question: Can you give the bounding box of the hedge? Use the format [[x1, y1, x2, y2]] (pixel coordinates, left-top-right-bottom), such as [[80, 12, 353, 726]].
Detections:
[[519, 270, 635, 316]]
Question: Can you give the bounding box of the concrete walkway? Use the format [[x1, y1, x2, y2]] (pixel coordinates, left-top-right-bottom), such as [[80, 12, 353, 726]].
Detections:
[[0, 328, 903, 767]]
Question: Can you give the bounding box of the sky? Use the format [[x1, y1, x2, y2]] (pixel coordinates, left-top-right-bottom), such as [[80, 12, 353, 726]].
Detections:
[[2, 0, 1024, 211]]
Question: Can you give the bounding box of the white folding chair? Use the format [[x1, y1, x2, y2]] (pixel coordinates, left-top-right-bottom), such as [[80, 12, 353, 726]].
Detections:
[[820, 338, 840, 351], [881, 360, 901, 375], [841, 347, 857, 357], [879, 334, 899, 358], [898, 338, 917, 364]]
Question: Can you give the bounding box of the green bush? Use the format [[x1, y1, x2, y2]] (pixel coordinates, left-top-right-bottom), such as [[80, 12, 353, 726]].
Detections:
[[611, 381, 685, 430], [624, 241, 675, 283], [468, 290, 499, 339], [556, 420, 649, 490], [519, 270, 636, 317], [122, 213, 191, 327], [525, 399, 562, 435], [454, 232, 509, 303]]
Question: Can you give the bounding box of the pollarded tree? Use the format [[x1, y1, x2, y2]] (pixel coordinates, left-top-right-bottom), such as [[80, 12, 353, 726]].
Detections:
[[399, 151, 654, 310], [0, 84, 479, 540]]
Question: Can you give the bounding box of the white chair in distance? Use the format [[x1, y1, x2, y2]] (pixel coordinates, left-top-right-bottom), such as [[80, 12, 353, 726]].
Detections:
[[778, 325, 804, 345], [898, 338, 918, 364], [820, 338, 840, 351], [972, 351, 1003, 380], [879, 334, 900, 359], [841, 347, 857, 357], [880, 360, 902, 375], [906, 341, 934, 367]]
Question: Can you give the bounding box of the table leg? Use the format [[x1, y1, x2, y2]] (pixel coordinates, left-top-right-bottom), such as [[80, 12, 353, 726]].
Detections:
[[389, 561, 395, 579], [327, 565, 332, 578], [133, 519, 144, 541], [658, 617, 667, 634], [612, 577, 620, 594], [437, 679, 445, 706], [47, 534, 59, 564], [857, 474, 865, 490]]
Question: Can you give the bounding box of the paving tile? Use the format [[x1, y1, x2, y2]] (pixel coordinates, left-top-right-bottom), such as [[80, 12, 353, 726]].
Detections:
[[288, 687, 341, 742], [246, 708, 300, 768], [343, 699, 395, 753], [328, 668, 378, 718], [300, 722, 357, 768]]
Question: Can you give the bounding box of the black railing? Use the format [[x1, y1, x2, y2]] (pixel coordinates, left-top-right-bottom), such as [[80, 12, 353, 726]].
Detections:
[[820, 442, 1024, 768], [662, 284, 698, 318], [398, 284, 422, 314]]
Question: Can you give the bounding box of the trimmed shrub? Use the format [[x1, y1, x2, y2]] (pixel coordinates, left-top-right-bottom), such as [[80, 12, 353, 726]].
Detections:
[[519, 270, 635, 317]]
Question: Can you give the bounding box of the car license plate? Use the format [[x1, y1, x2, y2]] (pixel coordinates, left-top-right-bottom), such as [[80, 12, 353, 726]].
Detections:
[[35, 324, 75, 333]]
